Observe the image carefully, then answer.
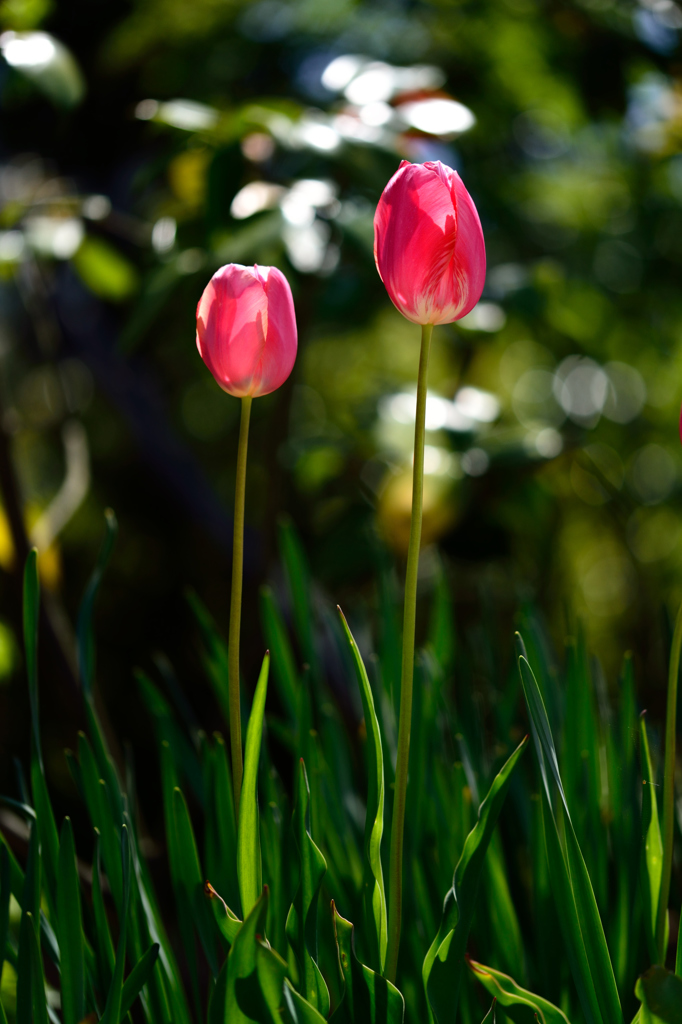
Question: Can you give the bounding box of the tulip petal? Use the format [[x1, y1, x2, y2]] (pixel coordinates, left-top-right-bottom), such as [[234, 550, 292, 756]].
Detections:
[[196, 263, 297, 398], [374, 162, 458, 325]]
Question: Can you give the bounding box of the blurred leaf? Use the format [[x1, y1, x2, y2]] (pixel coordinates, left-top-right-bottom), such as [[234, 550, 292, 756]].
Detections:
[[22, 550, 39, 754], [72, 236, 138, 302], [286, 758, 329, 1016], [337, 606, 387, 975], [278, 517, 319, 682], [260, 584, 299, 721], [57, 817, 85, 1024], [0, 0, 52, 31], [91, 832, 115, 994], [635, 966, 682, 1024], [467, 958, 571, 1024], [423, 736, 528, 1024], [77, 509, 117, 702], [4, 31, 85, 107], [237, 651, 269, 918]]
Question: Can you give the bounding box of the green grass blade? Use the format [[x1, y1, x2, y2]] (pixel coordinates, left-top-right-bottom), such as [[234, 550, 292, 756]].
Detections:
[[172, 786, 218, 975], [30, 759, 59, 918], [237, 652, 269, 918], [225, 887, 269, 1023], [27, 913, 48, 1024], [467, 958, 571, 1024], [77, 509, 117, 701], [100, 824, 131, 1024], [205, 732, 239, 915], [518, 647, 623, 1024], [286, 759, 329, 1016], [337, 607, 387, 975], [330, 902, 404, 1024], [186, 589, 231, 724], [278, 516, 318, 680], [120, 942, 160, 1017], [0, 846, 10, 979], [423, 736, 528, 1024], [283, 980, 329, 1023], [260, 584, 299, 720], [57, 818, 85, 1024], [676, 908, 682, 977], [205, 881, 242, 944], [91, 832, 115, 993], [640, 716, 663, 965]]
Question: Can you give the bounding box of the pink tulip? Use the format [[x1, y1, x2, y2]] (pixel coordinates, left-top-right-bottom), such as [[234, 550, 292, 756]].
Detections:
[[374, 160, 486, 326], [196, 263, 297, 397]]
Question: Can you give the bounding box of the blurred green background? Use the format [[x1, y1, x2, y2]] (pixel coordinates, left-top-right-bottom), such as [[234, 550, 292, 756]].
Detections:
[[0, 0, 681, 852]]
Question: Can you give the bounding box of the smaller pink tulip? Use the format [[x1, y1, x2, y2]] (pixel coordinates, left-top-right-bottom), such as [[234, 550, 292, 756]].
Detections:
[[374, 160, 486, 326], [196, 263, 297, 398]]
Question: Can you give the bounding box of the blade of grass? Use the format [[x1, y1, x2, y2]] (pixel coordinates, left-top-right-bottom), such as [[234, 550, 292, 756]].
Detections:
[[468, 959, 571, 1024], [640, 715, 663, 965], [260, 584, 299, 721], [100, 824, 131, 1024], [423, 736, 528, 1024], [286, 759, 329, 1016], [120, 942, 160, 1017], [57, 818, 85, 1024], [337, 607, 387, 976], [656, 601, 682, 963], [91, 831, 115, 993], [172, 786, 218, 975], [237, 652, 269, 918]]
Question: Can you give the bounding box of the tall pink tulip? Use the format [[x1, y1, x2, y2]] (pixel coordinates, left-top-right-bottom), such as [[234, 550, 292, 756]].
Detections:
[[374, 159, 486, 326], [197, 263, 297, 397], [196, 262, 297, 819], [375, 161, 486, 986]]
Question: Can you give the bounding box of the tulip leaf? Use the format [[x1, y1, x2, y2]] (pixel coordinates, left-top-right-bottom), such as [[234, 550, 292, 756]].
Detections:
[[206, 881, 242, 944], [635, 966, 682, 1024], [423, 736, 528, 1024], [237, 651, 269, 917], [283, 980, 329, 1023], [467, 958, 571, 1024], [330, 902, 404, 1024], [337, 605, 387, 975], [120, 943, 160, 1018], [640, 715, 664, 966], [286, 758, 330, 1017], [57, 818, 86, 1024], [225, 887, 287, 1024], [517, 641, 623, 1024]]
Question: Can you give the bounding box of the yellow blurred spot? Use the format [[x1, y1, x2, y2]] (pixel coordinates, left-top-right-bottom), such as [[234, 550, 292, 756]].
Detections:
[[0, 503, 61, 588], [168, 148, 210, 209], [377, 470, 457, 556]]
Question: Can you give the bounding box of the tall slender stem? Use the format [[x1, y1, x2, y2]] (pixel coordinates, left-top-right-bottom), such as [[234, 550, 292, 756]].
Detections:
[[385, 323, 433, 984], [228, 395, 252, 822], [656, 599, 682, 961]]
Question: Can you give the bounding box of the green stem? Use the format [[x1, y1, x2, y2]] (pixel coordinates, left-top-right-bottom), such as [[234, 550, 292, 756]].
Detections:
[[656, 600, 682, 962], [228, 395, 252, 823], [385, 322, 433, 984]]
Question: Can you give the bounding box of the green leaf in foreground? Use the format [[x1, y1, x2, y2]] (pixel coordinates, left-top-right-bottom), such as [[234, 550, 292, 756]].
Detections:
[[338, 606, 387, 975], [467, 957, 571, 1024], [518, 642, 623, 1024], [120, 943, 160, 1018], [423, 736, 528, 1024], [640, 715, 664, 966], [286, 759, 329, 1016], [330, 901, 404, 1024], [57, 817, 85, 1024], [635, 966, 682, 1024], [237, 651, 269, 918]]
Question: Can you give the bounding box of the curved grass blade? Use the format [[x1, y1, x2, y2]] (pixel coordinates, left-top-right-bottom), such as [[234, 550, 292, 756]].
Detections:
[[283, 980, 328, 1023], [338, 606, 387, 975], [423, 736, 528, 1024], [100, 824, 131, 1024], [237, 652, 269, 917], [57, 818, 85, 1024], [518, 645, 623, 1024], [635, 965, 682, 1024], [330, 902, 404, 1024], [120, 942, 160, 1017], [225, 886, 270, 1023], [286, 759, 329, 1017], [205, 880, 242, 944], [640, 715, 663, 965], [467, 958, 571, 1024], [205, 732, 239, 915]]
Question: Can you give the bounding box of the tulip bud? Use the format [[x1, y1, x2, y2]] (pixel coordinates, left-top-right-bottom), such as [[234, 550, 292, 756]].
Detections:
[[374, 160, 486, 326], [196, 263, 297, 397]]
